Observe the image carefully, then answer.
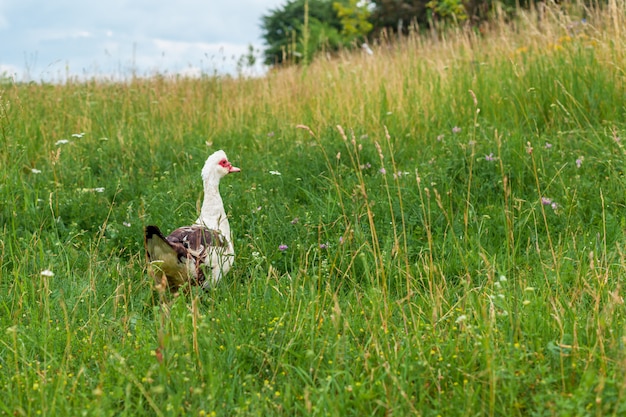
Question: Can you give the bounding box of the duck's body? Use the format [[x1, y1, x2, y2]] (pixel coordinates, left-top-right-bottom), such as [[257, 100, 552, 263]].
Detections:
[[144, 150, 240, 291]]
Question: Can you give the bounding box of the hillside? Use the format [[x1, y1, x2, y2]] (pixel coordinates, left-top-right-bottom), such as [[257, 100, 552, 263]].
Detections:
[[1, 3, 626, 415]]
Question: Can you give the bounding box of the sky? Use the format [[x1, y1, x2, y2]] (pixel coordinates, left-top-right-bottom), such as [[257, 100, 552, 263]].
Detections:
[[0, 0, 286, 82]]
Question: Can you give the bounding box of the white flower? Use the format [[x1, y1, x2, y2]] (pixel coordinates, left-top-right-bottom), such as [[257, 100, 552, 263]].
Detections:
[[123, 222, 131, 227], [455, 315, 467, 324], [40, 269, 54, 277], [31, 168, 42, 174], [55, 139, 70, 146], [393, 171, 411, 179], [269, 171, 282, 176], [78, 187, 105, 193], [71, 132, 85, 138]]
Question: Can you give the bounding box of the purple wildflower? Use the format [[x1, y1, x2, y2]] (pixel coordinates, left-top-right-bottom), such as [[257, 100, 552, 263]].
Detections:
[[279, 244, 288, 251], [339, 236, 344, 244], [485, 153, 495, 162], [319, 243, 328, 249], [290, 217, 299, 224], [545, 142, 553, 149], [379, 168, 386, 175], [576, 157, 583, 168], [541, 197, 553, 206], [452, 126, 462, 134]]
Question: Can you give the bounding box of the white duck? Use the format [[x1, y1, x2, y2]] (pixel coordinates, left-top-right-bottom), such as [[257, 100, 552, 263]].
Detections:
[[144, 150, 240, 291]]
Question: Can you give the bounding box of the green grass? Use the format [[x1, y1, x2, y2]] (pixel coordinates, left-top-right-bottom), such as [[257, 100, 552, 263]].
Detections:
[[2, 3, 626, 416]]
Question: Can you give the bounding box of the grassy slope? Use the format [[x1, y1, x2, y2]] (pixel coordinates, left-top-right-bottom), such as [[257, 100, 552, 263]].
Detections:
[[1, 3, 626, 416]]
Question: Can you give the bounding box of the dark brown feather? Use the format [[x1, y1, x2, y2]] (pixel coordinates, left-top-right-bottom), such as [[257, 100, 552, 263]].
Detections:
[[144, 224, 227, 289], [166, 226, 227, 252], [167, 226, 227, 286]]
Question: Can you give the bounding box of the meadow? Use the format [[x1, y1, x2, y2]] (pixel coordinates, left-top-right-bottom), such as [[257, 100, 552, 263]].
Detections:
[[1, 2, 626, 416]]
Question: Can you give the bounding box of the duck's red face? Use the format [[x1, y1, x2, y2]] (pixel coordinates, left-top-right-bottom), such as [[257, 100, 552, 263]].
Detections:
[[219, 158, 241, 173]]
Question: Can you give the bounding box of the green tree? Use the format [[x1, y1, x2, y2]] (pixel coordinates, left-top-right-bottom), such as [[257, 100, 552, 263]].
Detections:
[[367, 0, 539, 33], [426, 0, 468, 22], [260, 0, 344, 66], [333, 0, 374, 42], [368, 0, 430, 36]]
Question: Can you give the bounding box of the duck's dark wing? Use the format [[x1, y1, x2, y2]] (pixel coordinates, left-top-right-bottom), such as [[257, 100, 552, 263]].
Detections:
[[166, 225, 227, 286], [145, 225, 186, 261], [144, 224, 227, 289], [165, 225, 228, 254]]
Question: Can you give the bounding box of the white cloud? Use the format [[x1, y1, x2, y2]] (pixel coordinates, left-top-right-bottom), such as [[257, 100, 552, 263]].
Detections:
[[0, 0, 285, 82], [0, 64, 19, 78], [75, 30, 91, 38], [177, 66, 202, 78], [152, 39, 250, 59]]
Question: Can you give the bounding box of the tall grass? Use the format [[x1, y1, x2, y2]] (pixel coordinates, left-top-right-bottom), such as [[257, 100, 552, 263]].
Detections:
[[1, 2, 626, 415]]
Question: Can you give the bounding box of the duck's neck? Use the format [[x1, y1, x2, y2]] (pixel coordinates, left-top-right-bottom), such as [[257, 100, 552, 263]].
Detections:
[[196, 179, 231, 240]]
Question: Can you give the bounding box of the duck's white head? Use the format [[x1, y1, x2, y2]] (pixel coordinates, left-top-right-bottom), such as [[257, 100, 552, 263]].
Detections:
[[201, 150, 240, 183]]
